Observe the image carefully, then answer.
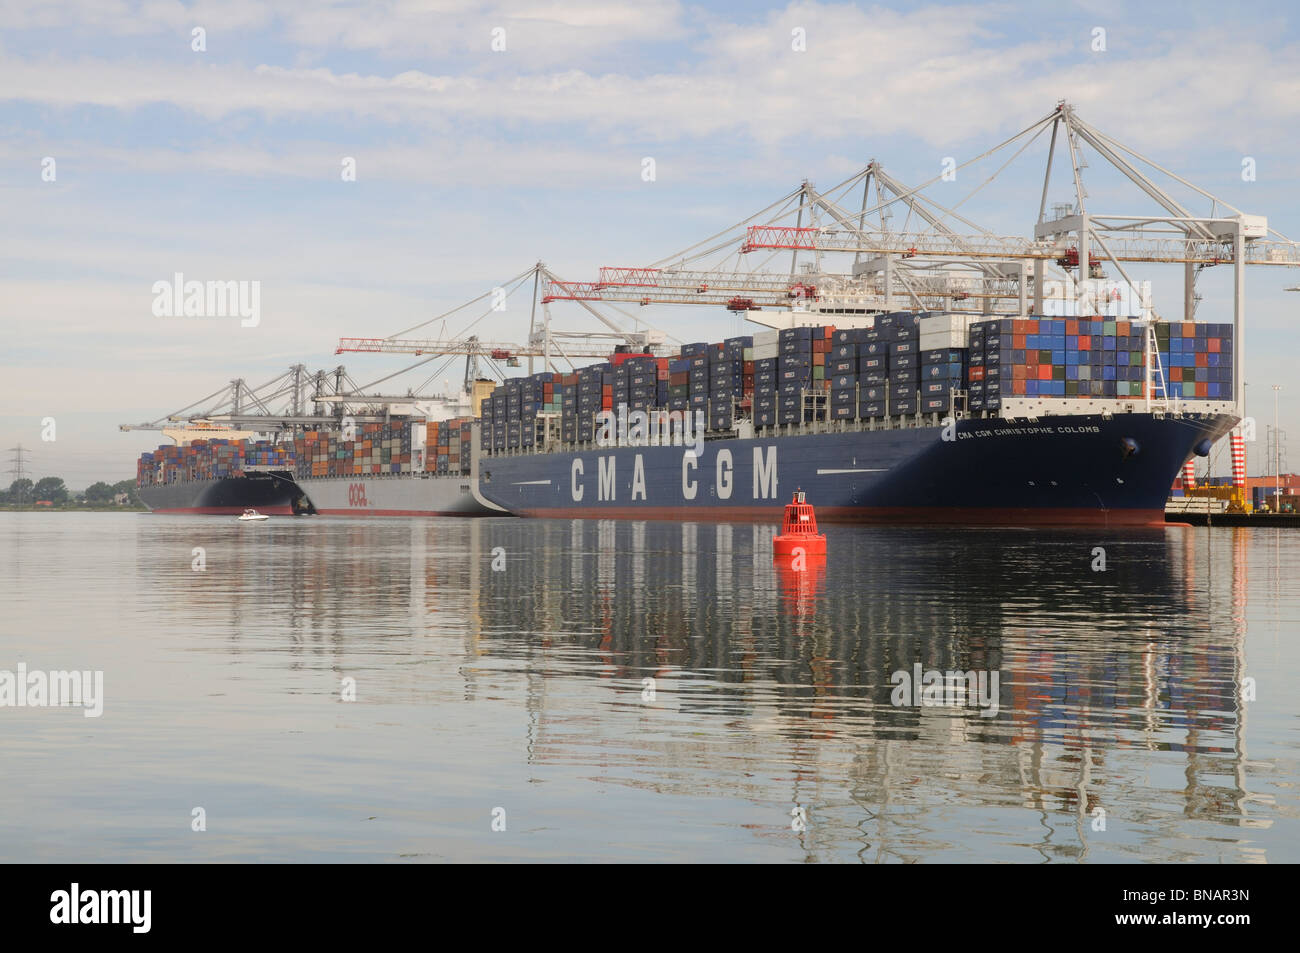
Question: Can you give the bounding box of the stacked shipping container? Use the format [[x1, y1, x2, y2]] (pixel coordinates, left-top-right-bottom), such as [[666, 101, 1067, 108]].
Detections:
[[1155, 322, 1235, 401], [476, 312, 1236, 453], [425, 417, 474, 475], [137, 438, 290, 487], [968, 317, 1234, 410], [292, 420, 418, 479], [775, 326, 833, 424]]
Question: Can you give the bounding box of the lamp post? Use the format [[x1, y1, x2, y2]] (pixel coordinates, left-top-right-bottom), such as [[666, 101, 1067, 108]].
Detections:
[[1274, 384, 1283, 512]]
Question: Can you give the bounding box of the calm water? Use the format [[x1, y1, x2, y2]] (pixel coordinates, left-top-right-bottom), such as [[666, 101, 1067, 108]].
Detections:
[[1, 512, 1297, 863]]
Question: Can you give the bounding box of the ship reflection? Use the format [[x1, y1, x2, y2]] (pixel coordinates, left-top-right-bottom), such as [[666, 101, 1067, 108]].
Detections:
[[151, 515, 1266, 856]]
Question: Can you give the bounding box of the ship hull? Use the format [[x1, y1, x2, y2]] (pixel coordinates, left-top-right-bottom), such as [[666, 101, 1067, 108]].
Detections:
[[298, 474, 495, 517], [137, 471, 301, 515], [477, 412, 1236, 527]]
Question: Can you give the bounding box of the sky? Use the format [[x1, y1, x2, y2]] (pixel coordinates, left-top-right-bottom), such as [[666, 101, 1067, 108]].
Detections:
[[2, 0, 1299, 487]]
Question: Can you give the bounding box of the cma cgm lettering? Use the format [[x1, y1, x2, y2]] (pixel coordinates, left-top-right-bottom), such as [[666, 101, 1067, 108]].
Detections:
[[566, 445, 781, 504], [474, 412, 1236, 526]]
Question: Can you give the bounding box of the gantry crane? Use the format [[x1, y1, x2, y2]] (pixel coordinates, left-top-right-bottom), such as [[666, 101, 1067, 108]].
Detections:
[[119, 363, 472, 438], [130, 103, 1300, 440], [336, 261, 670, 373], [532, 103, 1300, 416]]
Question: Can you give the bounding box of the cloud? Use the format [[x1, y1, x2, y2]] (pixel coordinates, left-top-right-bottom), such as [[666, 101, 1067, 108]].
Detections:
[[3, 0, 1300, 471], [3, 3, 1298, 154], [0, 0, 689, 67]]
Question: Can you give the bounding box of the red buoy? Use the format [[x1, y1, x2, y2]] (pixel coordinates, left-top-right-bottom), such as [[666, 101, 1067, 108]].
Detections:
[[773, 489, 826, 558]]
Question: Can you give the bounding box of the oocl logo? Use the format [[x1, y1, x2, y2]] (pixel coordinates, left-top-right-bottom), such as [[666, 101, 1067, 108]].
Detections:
[[347, 483, 369, 507]]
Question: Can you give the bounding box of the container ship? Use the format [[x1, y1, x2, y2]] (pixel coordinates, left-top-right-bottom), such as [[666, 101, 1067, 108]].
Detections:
[[291, 417, 498, 516], [136, 438, 306, 514], [135, 417, 499, 516], [135, 107, 1289, 527], [135, 314, 1236, 526], [473, 314, 1237, 527]]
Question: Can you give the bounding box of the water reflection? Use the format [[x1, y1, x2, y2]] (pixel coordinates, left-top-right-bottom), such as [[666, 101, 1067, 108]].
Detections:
[[123, 514, 1276, 861]]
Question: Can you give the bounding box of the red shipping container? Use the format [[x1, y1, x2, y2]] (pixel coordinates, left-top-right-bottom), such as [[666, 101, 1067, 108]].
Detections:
[[1208, 338, 1220, 352], [1195, 382, 1208, 398], [1066, 320, 1079, 335], [1195, 352, 1208, 367], [1013, 334, 1027, 349], [1013, 379, 1026, 395], [1077, 336, 1091, 350], [1012, 365, 1027, 379], [969, 366, 985, 381], [1038, 365, 1053, 380]]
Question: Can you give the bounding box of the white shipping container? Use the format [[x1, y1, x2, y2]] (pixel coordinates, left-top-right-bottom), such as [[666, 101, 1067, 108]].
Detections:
[[919, 330, 967, 351], [918, 313, 973, 336], [753, 330, 780, 347], [752, 343, 779, 360]]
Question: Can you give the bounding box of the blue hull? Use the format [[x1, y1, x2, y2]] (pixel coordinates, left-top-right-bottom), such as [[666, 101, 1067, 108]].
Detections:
[[477, 412, 1236, 527]]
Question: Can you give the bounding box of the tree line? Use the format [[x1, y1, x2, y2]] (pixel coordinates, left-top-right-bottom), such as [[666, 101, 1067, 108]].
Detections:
[[2, 478, 140, 506]]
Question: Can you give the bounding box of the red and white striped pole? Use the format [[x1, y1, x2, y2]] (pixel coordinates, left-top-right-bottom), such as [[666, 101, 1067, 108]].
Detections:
[[1230, 431, 1247, 489], [1182, 460, 1196, 490]]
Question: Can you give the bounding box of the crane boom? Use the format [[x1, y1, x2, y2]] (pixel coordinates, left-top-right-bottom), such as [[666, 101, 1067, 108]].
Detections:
[[738, 219, 1299, 265], [335, 337, 632, 359]]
